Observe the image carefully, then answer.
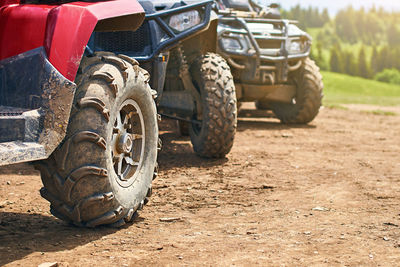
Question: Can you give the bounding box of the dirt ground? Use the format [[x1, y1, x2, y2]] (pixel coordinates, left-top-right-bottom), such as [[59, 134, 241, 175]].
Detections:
[[1, 103, 399, 266]]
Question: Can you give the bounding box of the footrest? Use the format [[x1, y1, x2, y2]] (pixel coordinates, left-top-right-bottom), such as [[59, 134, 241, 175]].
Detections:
[[0, 105, 28, 116], [0, 106, 41, 142], [0, 142, 46, 166]]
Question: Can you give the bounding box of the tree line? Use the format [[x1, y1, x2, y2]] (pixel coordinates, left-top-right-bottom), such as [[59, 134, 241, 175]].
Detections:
[[283, 5, 400, 84], [284, 5, 400, 46], [334, 7, 400, 46], [281, 5, 330, 29], [312, 44, 400, 80]]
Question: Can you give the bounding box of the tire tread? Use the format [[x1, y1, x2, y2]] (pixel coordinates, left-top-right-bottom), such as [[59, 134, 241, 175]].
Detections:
[[35, 52, 158, 227]]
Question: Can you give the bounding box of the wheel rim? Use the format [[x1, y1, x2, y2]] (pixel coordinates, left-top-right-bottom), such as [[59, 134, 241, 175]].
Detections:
[[111, 99, 145, 187]]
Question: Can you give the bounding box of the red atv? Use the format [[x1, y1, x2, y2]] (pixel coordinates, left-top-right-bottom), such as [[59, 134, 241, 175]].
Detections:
[[0, 0, 159, 227]]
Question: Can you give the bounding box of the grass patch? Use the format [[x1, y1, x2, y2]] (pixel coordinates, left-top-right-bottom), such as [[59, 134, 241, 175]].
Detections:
[[322, 71, 400, 106], [362, 110, 397, 116], [323, 104, 349, 110]]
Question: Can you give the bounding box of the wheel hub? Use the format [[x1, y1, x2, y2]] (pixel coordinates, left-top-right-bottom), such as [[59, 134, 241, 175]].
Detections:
[[111, 99, 145, 186], [117, 133, 133, 154]]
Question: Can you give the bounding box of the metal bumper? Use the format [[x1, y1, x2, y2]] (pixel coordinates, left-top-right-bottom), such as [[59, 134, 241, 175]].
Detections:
[[0, 47, 76, 166], [218, 16, 310, 83]]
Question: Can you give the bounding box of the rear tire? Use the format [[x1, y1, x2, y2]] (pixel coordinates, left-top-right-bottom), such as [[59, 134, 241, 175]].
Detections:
[[176, 120, 189, 136], [35, 52, 158, 227], [271, 58, 323, 124], [255, 100, 270, 110], [189, 53, 237, 158]]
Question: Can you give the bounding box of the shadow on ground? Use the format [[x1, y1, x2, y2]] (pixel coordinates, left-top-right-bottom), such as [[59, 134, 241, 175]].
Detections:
[[0, 211, 128, 266], [158, 130, 228, 171], [158, 114, 316, 171], [237, 108, 317, 131], [0, 162, 39, 175], [237, 118, 316, 131]]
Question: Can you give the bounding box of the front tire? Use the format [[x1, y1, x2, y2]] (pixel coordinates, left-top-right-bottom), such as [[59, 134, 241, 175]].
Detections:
[[189, 53, 237, 158], [271, 58, 323, 124], [35, 52, 158, 227]]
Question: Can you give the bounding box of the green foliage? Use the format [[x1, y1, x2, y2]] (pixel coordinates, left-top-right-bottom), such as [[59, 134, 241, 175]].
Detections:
[[295, 6, 400, 81], [333, 6, 395, 45], [329, 47, 342, 73], [371, 46, 379, 74], [357, 46, 372, 78], [387, 23, 400, 46], [322, 71, 400, 106], [342, 50, 357, 76], [282, 5, 330, 29], [372, 46, 400, 73], [310, 42, 329, 71], [374, 69, 400, 85], [335, 7, 357, 44]]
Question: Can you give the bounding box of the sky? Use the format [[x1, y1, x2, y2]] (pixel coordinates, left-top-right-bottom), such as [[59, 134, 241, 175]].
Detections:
[[261, 0, 400, 14]]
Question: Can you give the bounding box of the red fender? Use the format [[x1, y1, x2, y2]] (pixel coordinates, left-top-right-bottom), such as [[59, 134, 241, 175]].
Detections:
[[0, 0, 145, 81], [0, 0, 19, 6]]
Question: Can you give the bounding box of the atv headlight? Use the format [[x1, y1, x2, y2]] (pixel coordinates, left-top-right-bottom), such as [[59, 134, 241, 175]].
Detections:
[[221, 37, 242, 51], [169, 10, 201, 32], [287, 39, 304, 54]]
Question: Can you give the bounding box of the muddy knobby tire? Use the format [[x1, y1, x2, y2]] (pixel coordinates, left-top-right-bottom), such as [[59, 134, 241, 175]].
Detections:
[[35, 52, 159, 227], [271, 58, 323, 124], [189, 53, 237, 158]]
